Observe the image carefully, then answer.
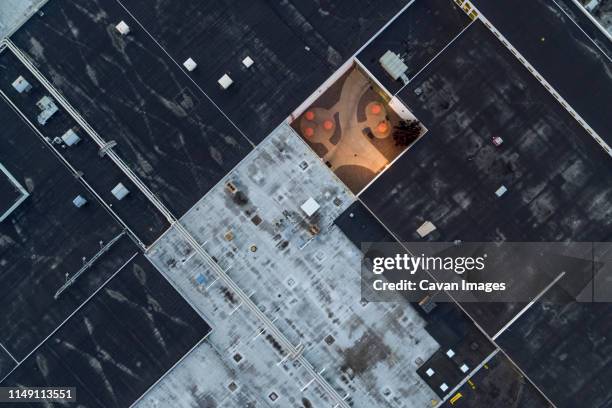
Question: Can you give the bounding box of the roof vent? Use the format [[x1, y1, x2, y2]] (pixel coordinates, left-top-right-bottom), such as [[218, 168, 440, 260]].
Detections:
[[72, 195, 87, 208], [12, 76, 32, 93], [495, 185, 507, 197], [183, 58, 197, 72], [218, 74, 233, 89], [242, 56, 254, 68], [115, 21, 130, 35], [111, 183, 130, 200], [416, 221, 436, 238], [61, 129, 81, 146]]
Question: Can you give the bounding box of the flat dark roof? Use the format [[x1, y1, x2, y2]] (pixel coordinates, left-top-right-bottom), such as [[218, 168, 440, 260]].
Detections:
[[10, 0, 253, 216], [0, 50, 169, 245], [0, 96, 147, 361], [363, 20, 612, 244], [472, 0, 612, 146], [357, 0, 471, 93], [117, 0, 411, 142], [361, 19, 612, 406], [0, 254, 211, 407], [362, 20, 612, 334], [440, 353, 549, 408], [0, 347, 14, 383], [498, 285, 612, 408]]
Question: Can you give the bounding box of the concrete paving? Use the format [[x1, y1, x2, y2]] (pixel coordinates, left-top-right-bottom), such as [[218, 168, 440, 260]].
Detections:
[[140, 123, 440, 407]]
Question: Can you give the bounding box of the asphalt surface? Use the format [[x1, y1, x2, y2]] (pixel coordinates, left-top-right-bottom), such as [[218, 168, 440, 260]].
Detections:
[[472, 0, 612, 146], [117, 0, 410, 142], [0, 254, 211, 408], [10, 0, 253, 216]]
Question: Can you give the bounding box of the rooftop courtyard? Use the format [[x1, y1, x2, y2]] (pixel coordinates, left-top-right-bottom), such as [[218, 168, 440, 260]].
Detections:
[[293, 66, 424, 193]]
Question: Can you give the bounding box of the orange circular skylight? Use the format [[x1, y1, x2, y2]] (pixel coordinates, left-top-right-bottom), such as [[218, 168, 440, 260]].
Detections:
[[323, 120, 334, 130], [304, 127, 315, 137], [377, 121, 389, 133], [305, 111, 315, 121]]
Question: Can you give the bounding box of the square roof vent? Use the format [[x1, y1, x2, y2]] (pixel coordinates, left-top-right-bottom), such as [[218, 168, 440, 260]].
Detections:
[[218, 74, 233, 89], [115, 21, 130, 35], [12, 76, 32, 93], [416, 221, 436, 238], [183, 58, 197, 72], [111, 182, 130, 200], [61, 129, 81, 146], [242, 56, 254, 68]]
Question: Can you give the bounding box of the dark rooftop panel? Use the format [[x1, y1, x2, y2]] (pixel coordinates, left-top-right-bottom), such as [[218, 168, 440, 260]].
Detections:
[[498, 285, 612, 408], [0, 51, 169, 245], [0, 254, 211, 408], [10, 0, 252, 216], [117, 0, 410, 141], [472, 0, 612, 145], [363, 20, 612, 244]]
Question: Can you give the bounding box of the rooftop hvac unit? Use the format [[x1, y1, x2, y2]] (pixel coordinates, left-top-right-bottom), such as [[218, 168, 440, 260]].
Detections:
[[416, 221, 436, 238], [115, 21, 130, 35], [12, 76, 32, 93], [36, 96, 59, 125], [495, 185, 507, 197], [111, 183, 130, 200], [242, 56, 254, 68], [72, 195, 87, 208], [379, 50, 408, 82], [183, 58, 197, 71], [585, 0, 600, 12], [218, 73, 233, 89], [61, 129, 81, 146]]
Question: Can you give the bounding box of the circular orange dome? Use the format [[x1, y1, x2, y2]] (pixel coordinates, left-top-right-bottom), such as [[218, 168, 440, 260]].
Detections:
[[377, 121, 389, 133], [304, 127, 315, 137], [323, 120, 334, 130], [305, 111, 315, 121], [370, 103, 382, 115]]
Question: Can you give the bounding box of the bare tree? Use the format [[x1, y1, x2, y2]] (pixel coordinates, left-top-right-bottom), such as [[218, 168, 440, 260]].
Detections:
[[393, 119, 421, 146]]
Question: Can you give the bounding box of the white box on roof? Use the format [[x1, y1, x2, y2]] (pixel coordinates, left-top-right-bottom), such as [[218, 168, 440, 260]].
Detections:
[[416, 221, 436, 238], [495, 185, 508, 197], [242, 56, 254, 68], [12, 76, 32, 93], [183, 58, 197, 71], [61, 129, 81, 146], [115, 21, 130, 35], [111, 183, 130, 200], [300, 197, 320, 217], [218, 74, 233, 89]]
